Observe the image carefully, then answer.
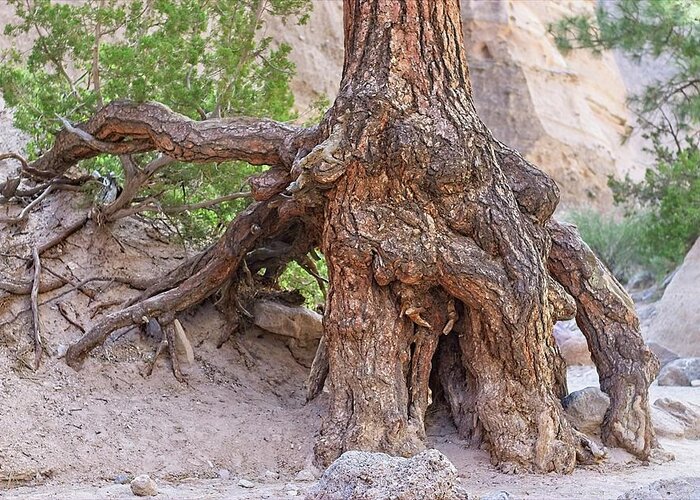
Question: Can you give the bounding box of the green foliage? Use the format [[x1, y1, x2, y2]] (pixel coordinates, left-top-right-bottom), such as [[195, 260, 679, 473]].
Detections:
[[550, 0, 700, 147], [565, 210, 650, 282], [0, 0, 312, 245], [278, 257, 328, 309], [610, 148, 700, 274], [550, 0, 700, 275]]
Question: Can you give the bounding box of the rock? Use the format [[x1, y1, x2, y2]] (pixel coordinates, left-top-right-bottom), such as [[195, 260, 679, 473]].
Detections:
[[306, 449, 470, 500], [646, 342, 679, 369], [130, 474, 158, 497], [652, 407, 686, 439], [657, 358, 700, 386], [562, 387, 610, 435], [237, 478, 255, 488], [617, 477, 700, 499], [217, 468, 230, 480], [114, 473, 131, 484], [172, 319, 194, 364], [647, 239, 700, 357], [261, 470, 279, 482], [553, 322, 592, 366], [481, 492, 511, 500], [293, 469, 315, 482], [652, 398, 700, 440], [252, 300, 323, 343], [286, 490, 299, 497]]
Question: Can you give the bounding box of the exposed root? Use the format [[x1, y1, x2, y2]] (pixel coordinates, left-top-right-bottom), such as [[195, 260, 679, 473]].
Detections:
[[548, 220, 660, 461], [306, 335, 328, 402], [30, 247, 43, 370]]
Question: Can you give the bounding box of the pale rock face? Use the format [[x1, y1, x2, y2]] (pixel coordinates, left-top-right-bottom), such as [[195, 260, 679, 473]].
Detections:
[[647, 239, 700, 358], [271, 0, 648, 209]]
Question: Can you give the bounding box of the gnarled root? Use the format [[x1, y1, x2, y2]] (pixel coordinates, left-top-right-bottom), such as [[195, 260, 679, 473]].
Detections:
[[547, 220, 662, 461]]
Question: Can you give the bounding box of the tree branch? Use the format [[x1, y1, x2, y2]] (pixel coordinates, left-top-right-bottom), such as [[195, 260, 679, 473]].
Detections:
[[31, 100, 313, 177]]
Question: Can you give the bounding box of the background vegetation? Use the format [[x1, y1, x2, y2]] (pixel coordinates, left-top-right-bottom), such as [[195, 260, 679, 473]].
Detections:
[[552, 0, 700, 283]]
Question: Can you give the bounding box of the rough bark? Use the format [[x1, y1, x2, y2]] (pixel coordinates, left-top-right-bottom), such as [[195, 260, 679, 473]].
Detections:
[[548, 221, 661, 460]]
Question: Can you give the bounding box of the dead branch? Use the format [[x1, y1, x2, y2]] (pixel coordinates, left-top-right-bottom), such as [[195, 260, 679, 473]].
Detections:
[[31, 101, 315, 178], [64, 196, 295, 369], [30, 247, 43, 369], [0, 185, 55, 224]]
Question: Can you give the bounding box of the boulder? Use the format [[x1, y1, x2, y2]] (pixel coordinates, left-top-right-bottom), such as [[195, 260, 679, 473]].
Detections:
[[553, 322, 592, 366], [657, 358, 700, 386], [618, 478, 700, 500], [652, 398, 700, 440], [562, 387, 610, 435], [647, 239, 700, 357], [252, 300, 323, 343], [306, 449, 471, 500]]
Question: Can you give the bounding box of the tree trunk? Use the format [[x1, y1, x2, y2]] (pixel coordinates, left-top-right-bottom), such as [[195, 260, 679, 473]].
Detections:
[[314, 0, 576, 473]]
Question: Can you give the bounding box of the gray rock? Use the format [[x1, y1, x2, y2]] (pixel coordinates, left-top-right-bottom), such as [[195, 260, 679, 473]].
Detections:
[[306, 449, 470, 500], [294, 469, 316, 482], [658, 358, 700, 386], [130, 474, 158, 497], [562, 387, 610, 435], [238, 478, 255, 488], [253, 300, 323, 342], [481, 492, 511, 500], [652, 398, 700, 440], [617, 477, 700, 499], [114, 473, 131, 484], [261, 470, 280, 482], [647, 342, 679, 369], [218, 468, 231, 480]]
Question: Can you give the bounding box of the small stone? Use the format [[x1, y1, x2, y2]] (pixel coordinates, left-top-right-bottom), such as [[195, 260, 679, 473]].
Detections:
[[482, 492, 511, 500], [218, 468, 231, 480], [130, 474, 158, 497], [286, 490, 299, 497], [261, 470, 280, 482], [238, 478, 255, 488], [294, 469, 315, 482], [114, 473, 130, 484]]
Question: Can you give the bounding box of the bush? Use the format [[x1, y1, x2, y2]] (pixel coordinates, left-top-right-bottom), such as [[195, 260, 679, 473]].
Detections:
[[564, 210, 650, 283]]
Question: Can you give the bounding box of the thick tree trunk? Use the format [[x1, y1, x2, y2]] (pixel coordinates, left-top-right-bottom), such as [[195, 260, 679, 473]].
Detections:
[[315, 0, 578, 472]]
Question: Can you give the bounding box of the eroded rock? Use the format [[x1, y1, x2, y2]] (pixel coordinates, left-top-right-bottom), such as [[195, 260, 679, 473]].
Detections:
[[252, 300, 323, 343], [647, 239, 700, 357], [618, 477, 700, 499], [306, 449, 470, 500], [652, 398, 700, 440]]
